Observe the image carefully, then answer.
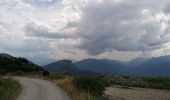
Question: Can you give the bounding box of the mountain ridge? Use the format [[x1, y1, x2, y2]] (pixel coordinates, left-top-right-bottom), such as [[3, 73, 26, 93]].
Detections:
[[44, 55, 170, 77], [44, 59, 99, 76]]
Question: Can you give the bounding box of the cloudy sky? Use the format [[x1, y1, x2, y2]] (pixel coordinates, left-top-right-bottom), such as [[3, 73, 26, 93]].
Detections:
[[1, 0, 170, 65]]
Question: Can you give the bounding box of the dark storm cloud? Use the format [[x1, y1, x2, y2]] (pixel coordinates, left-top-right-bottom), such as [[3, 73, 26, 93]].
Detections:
[[68, 0, 168, 55]]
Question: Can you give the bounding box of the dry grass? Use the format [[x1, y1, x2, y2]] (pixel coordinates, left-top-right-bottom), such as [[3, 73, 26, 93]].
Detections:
[[53, 77, 98, 100], [105, 85, 170, 100], [54, 77, 74, 93]]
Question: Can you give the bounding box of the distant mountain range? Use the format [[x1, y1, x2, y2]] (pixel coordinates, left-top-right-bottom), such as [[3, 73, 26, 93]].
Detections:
[[45, 56, 170, 77], [74, 58, 129, 75], [1, 53, 170, 77], [44, 60, 99, 76], [126, 57, 151, 67], [132, 56, 170, 76]]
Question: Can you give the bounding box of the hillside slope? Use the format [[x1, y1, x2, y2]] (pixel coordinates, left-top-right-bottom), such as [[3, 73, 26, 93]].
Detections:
[[0, 53, 44, 73]]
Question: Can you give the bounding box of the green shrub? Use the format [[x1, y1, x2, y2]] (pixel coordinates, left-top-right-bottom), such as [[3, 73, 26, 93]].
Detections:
[[48, 73, 65, 80], [74, 76, 107, 95], [43, 70, 49, 76]]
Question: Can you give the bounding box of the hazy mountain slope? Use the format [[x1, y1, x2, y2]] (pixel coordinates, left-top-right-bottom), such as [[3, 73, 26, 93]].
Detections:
[[127, 57, 151, 67], [132, 56, 170, 76], [75, 59, 129, 75], [45, 60, 99, 76]]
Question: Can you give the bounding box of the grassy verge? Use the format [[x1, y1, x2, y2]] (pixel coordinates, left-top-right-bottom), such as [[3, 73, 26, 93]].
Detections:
[[0, 77, 22, 100]]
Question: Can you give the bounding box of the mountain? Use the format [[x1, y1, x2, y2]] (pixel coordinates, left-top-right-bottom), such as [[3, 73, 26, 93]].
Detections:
[[75, 59, 129, 75], [45, 60, 99, 76], [0, 53, 12, 58], [0, 53, 44, 73], [75, 56, 170, 77], [132, 55, 170, 76], [127, 57, 151, 67]]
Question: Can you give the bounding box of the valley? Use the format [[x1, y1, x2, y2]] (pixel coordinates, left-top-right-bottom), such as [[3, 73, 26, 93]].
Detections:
[[1, 0, 170, 100], [1, 53, 170, 100]]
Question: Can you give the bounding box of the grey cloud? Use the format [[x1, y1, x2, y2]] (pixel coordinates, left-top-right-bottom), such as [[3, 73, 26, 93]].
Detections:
[[23, 0, 60, 7], [164, 1, 170, 14], [1, 0, 170, 64], [24, 22, 74, 39], [1, 38, 49, 53], [70, 0, 169, 55], [27, 55, 56, 65]]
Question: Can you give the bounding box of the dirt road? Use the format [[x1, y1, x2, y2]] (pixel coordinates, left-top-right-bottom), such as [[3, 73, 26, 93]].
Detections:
[[15, 77, 69, 100]]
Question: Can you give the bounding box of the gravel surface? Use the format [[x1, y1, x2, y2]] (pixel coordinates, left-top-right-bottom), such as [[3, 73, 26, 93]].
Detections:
[[105, 86, 170, 100], [15, 77, 70, 100]]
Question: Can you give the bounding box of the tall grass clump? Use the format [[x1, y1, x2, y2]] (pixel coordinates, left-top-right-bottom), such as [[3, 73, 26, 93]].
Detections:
[[74, 76, 108, 95]]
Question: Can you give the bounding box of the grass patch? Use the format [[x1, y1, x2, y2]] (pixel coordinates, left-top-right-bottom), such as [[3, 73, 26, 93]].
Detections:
[[0, 77, 21, 100]]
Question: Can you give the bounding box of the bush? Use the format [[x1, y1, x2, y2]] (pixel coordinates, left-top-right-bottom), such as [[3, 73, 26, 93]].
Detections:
[[0, 70, 7, 75], [43, 70, 49, 76], [74, 76, 107, 95]]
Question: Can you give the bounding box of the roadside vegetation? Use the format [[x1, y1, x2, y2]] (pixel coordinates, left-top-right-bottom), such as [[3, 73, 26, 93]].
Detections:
[[53, 76, 109, 100], [0, 77, 21, 100], [27, 72, 108, 100], [18, 72, 108, 100]]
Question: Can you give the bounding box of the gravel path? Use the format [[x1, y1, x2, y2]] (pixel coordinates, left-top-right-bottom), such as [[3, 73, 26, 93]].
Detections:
[[15, 77, 69, 100]]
